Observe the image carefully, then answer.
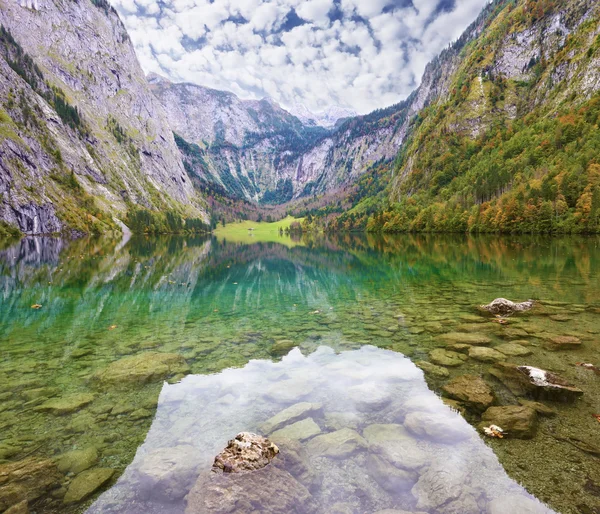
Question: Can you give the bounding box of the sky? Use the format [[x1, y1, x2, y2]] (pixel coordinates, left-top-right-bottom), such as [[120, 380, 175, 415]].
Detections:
[[110, 0, 490, 115]]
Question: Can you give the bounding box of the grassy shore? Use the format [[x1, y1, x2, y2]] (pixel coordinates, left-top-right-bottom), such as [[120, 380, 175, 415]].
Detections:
[[213, 216, 304, 245]]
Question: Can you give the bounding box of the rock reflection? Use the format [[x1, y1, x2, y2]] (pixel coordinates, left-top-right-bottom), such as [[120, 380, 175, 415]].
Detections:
[[89, 346, 553, 514]]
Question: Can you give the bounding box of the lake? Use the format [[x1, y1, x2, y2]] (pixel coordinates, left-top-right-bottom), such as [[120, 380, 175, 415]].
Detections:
[[0, 233, 598, 513]]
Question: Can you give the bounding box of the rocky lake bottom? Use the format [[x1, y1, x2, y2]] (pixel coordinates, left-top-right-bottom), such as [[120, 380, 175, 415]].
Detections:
[[0, 233, 598, 513]]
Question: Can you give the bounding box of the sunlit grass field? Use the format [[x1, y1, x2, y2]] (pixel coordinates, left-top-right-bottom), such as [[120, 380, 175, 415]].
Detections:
[[213, 215, 305, 245]]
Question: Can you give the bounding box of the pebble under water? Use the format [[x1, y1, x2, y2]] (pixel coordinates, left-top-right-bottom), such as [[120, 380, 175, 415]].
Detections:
[[0, 233, 598, 513]]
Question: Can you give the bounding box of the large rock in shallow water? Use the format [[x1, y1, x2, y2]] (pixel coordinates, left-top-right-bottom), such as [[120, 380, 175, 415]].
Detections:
[[480, 298, 534, 316], [442, 375, 495, 413], [135, 445, 203, 501], [186, 465, 316, 514], [306, 428, 367, 459], [480, 406, 538, 439], [404, 411, 471, 444], [259, 402, 323, 434], [213, 433, 279, 473], [63, 468, 114, 503], [92, 352, 189, 386], [0, 458, 62, 511], [489, 363, 583, 402]]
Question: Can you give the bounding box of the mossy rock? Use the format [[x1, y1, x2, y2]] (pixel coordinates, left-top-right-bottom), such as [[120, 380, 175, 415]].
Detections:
[[91, 352, 189, 386]]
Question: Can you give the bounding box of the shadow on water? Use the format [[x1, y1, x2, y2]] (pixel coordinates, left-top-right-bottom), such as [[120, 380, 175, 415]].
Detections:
[[0, 233, 598, 513]]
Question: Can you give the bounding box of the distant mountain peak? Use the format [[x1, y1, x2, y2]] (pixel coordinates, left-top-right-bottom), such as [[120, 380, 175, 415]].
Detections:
[[288, 103, 357, 128]]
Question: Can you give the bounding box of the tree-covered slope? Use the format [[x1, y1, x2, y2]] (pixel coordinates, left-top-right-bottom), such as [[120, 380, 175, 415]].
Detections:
[[367, 0, 600, 233]]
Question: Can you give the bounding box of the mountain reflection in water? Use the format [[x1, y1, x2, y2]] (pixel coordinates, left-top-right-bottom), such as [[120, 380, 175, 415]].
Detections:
[[89, 346, 553, 514]]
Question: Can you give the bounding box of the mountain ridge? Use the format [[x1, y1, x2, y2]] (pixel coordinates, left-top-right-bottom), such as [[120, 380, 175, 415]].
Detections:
[[0, 0, 206, 235]]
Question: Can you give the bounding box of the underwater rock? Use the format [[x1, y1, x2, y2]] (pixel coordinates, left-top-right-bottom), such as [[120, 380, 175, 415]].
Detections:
[[363, 424, 427, 471], [4, 500, 28, 514], [20, 387, 59, 402], [495, 342, 532, 357], [63, 468, 114, 503], [437, 332, 492, 345], [265, 379, 316, 403], [480, 298, 535, 316], [468, 346, 506, 363], [135, 445, 202, 501], [411, 461, 466, 511], [480, 406, 538, 439], [306, 428, 367, 459], [404, 411, 471, 444], [544, 335, 582, 351], [442, 398, 467, 415], [366, 454, 418, 493], [271, 438, 321, 492], [213, 433, 279, 473], [91, 352, 189, 386], [429, 349, 468, 367], [416, 360, 450, 378], [259, 402, 323, 434], [489, 363, 584, 402], [323, 411, 360, 431], [270, 418, 321, 442], [0, 458, 62, 511], [517, 399, 557, 417], [186, 465, 316, 514], [442, 375, 495, 413], [55, 447, 99, 474], [347, 383, 392, 411], [35, 393, 95, 415], [270, 339, 296, 356]]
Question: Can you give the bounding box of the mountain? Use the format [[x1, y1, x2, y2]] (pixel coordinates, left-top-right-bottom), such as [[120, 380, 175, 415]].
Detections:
[[152, 75, 415, 204], [307, 0, 600, 235], [288, 104, 357, 129], [364, 0, 600, 234], [148, 73, 330, 203], [0, 0, 205, 236], [150, 6, 500, 207]]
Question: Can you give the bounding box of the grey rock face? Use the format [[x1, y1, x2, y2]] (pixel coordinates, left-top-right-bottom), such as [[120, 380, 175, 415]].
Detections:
[[0, 0, 205, 234]]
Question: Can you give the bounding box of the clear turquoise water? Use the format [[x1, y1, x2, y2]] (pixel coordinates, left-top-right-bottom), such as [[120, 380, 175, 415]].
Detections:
[[0, 234, 599, 513]]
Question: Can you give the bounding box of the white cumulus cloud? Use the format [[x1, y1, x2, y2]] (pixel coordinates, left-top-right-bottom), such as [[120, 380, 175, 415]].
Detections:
[[109, 0, 490, 114]]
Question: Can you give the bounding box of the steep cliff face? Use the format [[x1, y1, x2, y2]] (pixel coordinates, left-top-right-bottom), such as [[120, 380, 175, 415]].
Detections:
[[149, 74, 330, 203], [0, 0, 204, 235]]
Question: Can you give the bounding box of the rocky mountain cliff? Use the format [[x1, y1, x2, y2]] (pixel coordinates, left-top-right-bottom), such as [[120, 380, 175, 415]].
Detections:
[[0, 0, 205, 235], [151, 3, 500, 206]]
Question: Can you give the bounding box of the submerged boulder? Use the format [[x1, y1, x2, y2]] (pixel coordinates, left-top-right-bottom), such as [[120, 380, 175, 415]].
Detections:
[[35, 393, 95, 415], [306, 428, 367, 459], [259, 402, 323, 434], [480, 406, 538, 439], [480, 298, 535, 316], [186, 433, 315, 513], [63, 468, 115, 503], [429, 349, 468, 367], [0, 458, 62, 511], [91, 352, 189, 386], [55, 447, 98, 474], [186, 465, 316, 514], [442, 375, 495, 413], [544, 335, 582, 351], [489, 363, 584, 402], [468, 346, 506, 363], [135, 445, 203, 501]]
